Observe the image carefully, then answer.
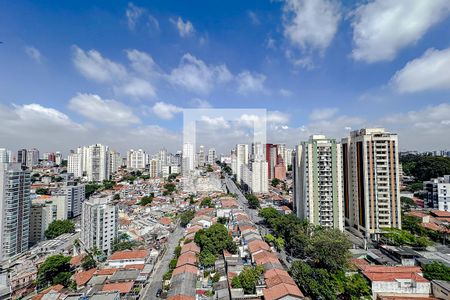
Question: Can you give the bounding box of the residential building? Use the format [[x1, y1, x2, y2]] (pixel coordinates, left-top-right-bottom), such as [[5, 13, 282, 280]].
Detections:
[[285, 148, 293, 168], [251, 159, 269, 193], [81, 195, 118, 255], [55, 152, 63, 165], [17, 149, 27, 167], [293, 135, 344, 230], [342, 128, 401, 238], [207, 148, 216, 164], [85, 144, 110, 182], [149, 159, 158, 178], [266, 144, 278, 179], [197, 145, 205, 167], [65, 181, 85, 218], [127, 149, 147, 170], [67, 152, 83, 178], [424, 175, 450, 211], [0, 163, 31, 260], [235, 144, 249, 183], [182, 143, 194, 175], [0, 149, 12, 163], [274, 158, 286, 181], [26, 148, 39, 168], [109, 150, 121, 174], [29, 203, 53, 246]]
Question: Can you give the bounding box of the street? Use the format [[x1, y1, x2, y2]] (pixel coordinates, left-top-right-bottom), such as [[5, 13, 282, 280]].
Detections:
[[140, 225, 184, 299]]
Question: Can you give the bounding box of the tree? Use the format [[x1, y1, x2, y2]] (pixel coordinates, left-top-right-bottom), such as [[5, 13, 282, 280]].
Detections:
[[211, 272, 221, 283], [306, 229, 351, 272], [81, 255, 96, 270], [200, 251, 216, 267], [217, 217, 228, 224], [407, 182, 423, 192], [179, 210, 195, 227], [36, 188, 50, 195], [400, 154, 450, 181], [207, 165, 213, 172], [271, 178, 280, 187], [45, 220, 75, 239], [85, 183, 101, 198], [113, 193, 120, 200], [200, 197, 213, 208], [139, 194, 154, 206], [259, 207, 280, 222], [423, 262, 450, 281], [37, 254, 72, 289], [290, 261, 337, 300], [102, 180, 115, 190], [246, 194, 260, 209], [231, 266, 264, 294]]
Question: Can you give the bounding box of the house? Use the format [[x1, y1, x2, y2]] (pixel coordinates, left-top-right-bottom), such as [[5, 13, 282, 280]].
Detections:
[[101, 282, 135, 296], [73, 268, 96, 289], [180, 242, 200, 255], [361, 266, 431, 298], [107, 250, 148, 268], [247, 240, 271, 257], [432, 280, 450, 300], [176, 252, 198, 268]]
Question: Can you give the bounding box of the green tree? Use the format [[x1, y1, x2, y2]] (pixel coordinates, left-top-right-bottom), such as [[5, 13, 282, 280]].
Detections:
[[259, 207, 280, 222], [37, 254, 73, 288], [45, 220, 75, 239], [211, 272, 221, 283], [306, 229, 351, 272], [139, 194, 154, 206], [102, 180, 116, 190], [179, 210, 195, 227], [400, 154, 450, 181], [246, 194, 260, 209], [231, 266, 264, 294], [207, 165, 213, 172], [200, 197, 213, 208], [271, 178, 280, 187], [85, 183, 101, 198], [36, 187, 50, 195], [200, 251, 216, 267], [290, 261, 337, 300], [81, 255, 96, 270], [113, 193, 120, 200], [407, 182, 423, 192], [423, 262, 450, 281]]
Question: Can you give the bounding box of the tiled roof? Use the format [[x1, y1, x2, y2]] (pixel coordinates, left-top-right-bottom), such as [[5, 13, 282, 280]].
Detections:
[[32, 285, 64, 300], [124, 264, 145, 270], [95, 268, 117, 276], [253, 250, 280, 266], [102, 281, 134, 294], [248, 239, 270, 254], [357, 265, 421, 273], [108, 249, 148, 261], [172, 264, 198, 276], [363, 271, 428, 283], [186, 225, 202, 235], [180, 242, 200, 254], [263, 282, 304, 300], [74, 268, 96, 286], [70, 254, 87, 266], [176, 252, 198, 268], [159, 217, 172, 225], [167, 295, 196, 300], [430, 210, 450, 218]]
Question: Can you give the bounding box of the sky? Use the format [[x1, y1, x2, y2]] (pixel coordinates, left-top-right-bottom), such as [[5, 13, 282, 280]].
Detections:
[[1, 0, 450, 155]]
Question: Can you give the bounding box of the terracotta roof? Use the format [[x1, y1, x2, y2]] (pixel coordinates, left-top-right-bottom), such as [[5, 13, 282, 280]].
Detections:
[[364, 271, 428, 283], [32, 284, 64, 300], [264, 268, 291, 280], [176, 252, 198, 268], [221, 198, 239, 208], [159, 217, 172, 225], [253, 250, 280, 266], [430, 210, 450, 218], [248, 239, 271, 254], [108, 250, 148, 261], [70, 254, 86, 266], [172, 264, 198, 276], [186, 225, 203, 235], [102, 281, 134, 294], [195, 207, 214, 216], [377, 296, 438, 300], [407, 211, 429, 218], [74, 268, 96, 286], [239, 225, 257, 233], [351, 258, 370, 270], [236, 214, 250, 222], [357, 265, 422, 273], [124, 264, 145, 270], [167, 295, 196, 300], [421, 222, 450, 233], [181, 242, 200, 254], [265, 273, 296, 288], [263, 282, 304, 300], [95, 268, 117, 275]]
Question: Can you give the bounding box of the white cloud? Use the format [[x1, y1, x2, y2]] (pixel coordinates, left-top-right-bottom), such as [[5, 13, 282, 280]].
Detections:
[[248, 11, 260, 25], [152, 102, 183, 120], [200, 116, 230, 129], [267, 111, 290, 124], [126, 2, 145, 30], [309, 107, 338, 120], [126, 49, 159, 77], [391, 47, 450, 93], [169, 53, 232, 94], [25, 46, 42, 63], [14, 104, 83, 128], [236, 71, 266, 94], [68, 93, 140, 126], [72, 46, 127, 82], [170, 17, 195, 37], [279, 89, 292, 97], [282, 0, 341, 53], [190, 98, 212, 108], [147, 15, 160, 32], [118, 78, 156, 98], [351, 0, 450, 63]]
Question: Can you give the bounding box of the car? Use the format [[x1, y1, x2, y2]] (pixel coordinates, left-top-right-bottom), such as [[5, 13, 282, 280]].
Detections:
[[156, 288, 162, 297]]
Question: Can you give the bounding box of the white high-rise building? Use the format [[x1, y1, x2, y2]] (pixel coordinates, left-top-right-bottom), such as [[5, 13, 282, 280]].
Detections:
[[86, 144, 110, 182], [251, 159, 269, 193], [293, 135, 344, 230], [149, 159, 158, 178], [235, 144, 249, 183], [342, 128, 401, 238], [55, 152, 63, 165], [81, 195, 118, 255], [198, 145, 205, 167], [424, 175, 450, 211], [29, 203, 53, 246], [182, 143, 194, 175], [207, 148, 216, 165], [109, 150, 121, 174], [0, 149, 12, 163], [285, 148, 293, 168], [277, 144, 286, 165], [0, 163, 31, 260], [127, 149, 146, 170], [158, 148, 168, 168], [26, 148, 39, 168], [67, 152, 83, 178]]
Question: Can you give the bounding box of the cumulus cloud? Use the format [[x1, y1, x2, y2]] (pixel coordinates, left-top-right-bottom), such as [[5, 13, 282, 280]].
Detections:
[[309, 107, 338, 120], [68, 93, 140, 126], [118, 78, 156, 98], [170, 17, 195, 37], [25, 46, 42, 63], [126, 2, 145, 30], [351, 0, 450, 63], [72, 46, 127, 82], [169, 53, 232, 94], [190, 98, 212, 108], [282, 0, 341, 53], [391, 47, 450, 93], [199, 116, 230, 129], [152, 102, 183, 120], [126, 49, 159, 77], [236, 71, 266, 94]]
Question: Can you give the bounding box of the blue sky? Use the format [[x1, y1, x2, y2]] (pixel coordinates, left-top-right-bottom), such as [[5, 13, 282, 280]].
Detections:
[[1, 0, 450, 154]]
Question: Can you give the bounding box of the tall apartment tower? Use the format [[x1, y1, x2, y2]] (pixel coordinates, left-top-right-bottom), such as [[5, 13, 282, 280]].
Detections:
[[0, 149, 12, 163], [26, 148, 40, 168], [109, 150, 121, 174], [293, 135, 344, 230], [86, 144, 110, 182], [17, 149, 27, 167], [182, 143, 194, 175], [266, 144, 278, 179], [0, 163, 31, 260], [236, 144, 249, 183], [342, 128, 401, 238], [207, 148, 216, 165], [127, 149, 146, 170], [65, 181, 85, 218], [67, 152, 83, 178], [251, 159, 269, 193], [81, 195, 118, 255]]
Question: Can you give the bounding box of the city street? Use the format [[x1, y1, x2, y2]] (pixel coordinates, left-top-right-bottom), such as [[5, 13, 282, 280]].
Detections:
[[141, 226, 184, 299]]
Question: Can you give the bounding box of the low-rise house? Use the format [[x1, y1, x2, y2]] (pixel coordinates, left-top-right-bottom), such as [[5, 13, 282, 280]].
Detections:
[[107, 250, 148, 268], [432, 280, 450, 300]]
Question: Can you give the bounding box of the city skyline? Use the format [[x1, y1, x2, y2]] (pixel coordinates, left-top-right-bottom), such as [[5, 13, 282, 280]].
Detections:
[[1, 1, 450, 153]]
